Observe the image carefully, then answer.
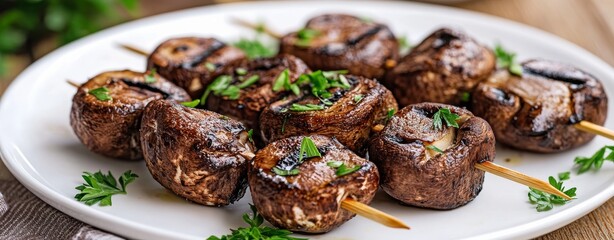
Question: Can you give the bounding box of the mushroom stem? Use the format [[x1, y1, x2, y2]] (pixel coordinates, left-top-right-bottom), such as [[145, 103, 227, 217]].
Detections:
[[231, 18, 283, 39], [67, 80, 80, 88], [574, 120, 614, 141], [119, 44, 149, 56], [475, 161, 572, 200], [340, 198, 410, 230]]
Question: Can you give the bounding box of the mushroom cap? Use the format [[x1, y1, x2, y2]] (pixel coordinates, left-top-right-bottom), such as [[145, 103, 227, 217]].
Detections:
[[147, 37, 246, 98], [259, 75, 397, 155], [384, 28, 495, 106], [248, 135, 379, 233], [280, 14, 399, 79], [140, 99, 255, 206], [369, 103, 495, 209], [471, 59, 608, 153], [70, 70, 190, 160]]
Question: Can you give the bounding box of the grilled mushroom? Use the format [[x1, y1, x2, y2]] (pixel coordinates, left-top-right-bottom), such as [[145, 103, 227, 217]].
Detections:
[[471, 59, 608, 153], [384, 28, 495, 106], [204, 54, 310, 146], [280, 14, 399, 79], [259, 74, 397, 155], [248, 135, 379, 233], [140, 99, 255, 206], [70, 70, 190, 160], [147, 37, 246, 98], [369, 103, 495, 210]]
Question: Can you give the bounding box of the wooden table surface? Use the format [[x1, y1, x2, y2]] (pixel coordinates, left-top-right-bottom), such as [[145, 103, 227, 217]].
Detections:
[[0, 0, 612, 239]]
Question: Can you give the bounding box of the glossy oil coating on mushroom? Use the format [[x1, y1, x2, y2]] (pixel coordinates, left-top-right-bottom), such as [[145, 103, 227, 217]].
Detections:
[[70, 70, 190, 160], [147, 37, 246, 98], [248, 135, 379, 233], [280, 14, 399, 79], [471, 59, 608, 153], [140, 99, 255, 206], [259, 74, 397, 155], [384, 28, 495, 106], [369, 103, 495, 210], [204, 54, 310, 146]]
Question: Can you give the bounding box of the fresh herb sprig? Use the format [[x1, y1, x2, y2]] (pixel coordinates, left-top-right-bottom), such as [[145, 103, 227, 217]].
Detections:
[[494, 44, 523, 76], [528, 172, 576, 212], [200, 74, 261, 105], [88, 87, 112, 101], [432, 108, 460, 130], [327, 161, 362, 177], [74, 170, 138, 206], [208, 204, 306, 240], [573, 146, 614, 174]]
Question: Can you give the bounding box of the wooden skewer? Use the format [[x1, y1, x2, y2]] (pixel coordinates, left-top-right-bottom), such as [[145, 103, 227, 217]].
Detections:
[[574, 120, 614, 141], [231, 18, 283, 39], [120, 44, 149, 56], [371, 124, 571, 200], [67, 80, 81, 88], [238, 151, 410, 230]]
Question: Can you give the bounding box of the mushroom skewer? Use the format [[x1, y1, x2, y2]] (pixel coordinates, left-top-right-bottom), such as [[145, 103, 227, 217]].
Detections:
[[370, 104, 571, 206], [239, 150, 409, 230]]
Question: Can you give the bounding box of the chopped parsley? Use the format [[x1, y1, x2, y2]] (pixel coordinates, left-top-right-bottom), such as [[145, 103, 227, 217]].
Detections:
[[327, 161, 362, 177], [272, 69, 300, 95], [289, 103, 325, 112], [272, 167, 300, 176], [74, 170, 138, 206], [205, 62, 216, 72], [386, 108, 395, 121], [145, 69, 157, 83], [397, 35, 412, 54], [180, 99, 200, 108], [432, 108, 460, 130], [460, 92, 471, 103], [272, 137, 321, 177], [353, 94, 364, 103], [295, 28, 320, 47], [247, 129, 254, 143], [235, 68, 248, 75], [88, 87, 112, 101], [233, 38, 277, 59], [574, 146, 614, 174], [494, 44, 523, 76], [427, 145, 443, 153], [236, 75, 260, 89], [528, 173, 576, 212]]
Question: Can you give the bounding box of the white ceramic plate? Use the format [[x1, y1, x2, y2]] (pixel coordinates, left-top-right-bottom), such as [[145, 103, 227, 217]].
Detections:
[[1, 1, 613, 239]]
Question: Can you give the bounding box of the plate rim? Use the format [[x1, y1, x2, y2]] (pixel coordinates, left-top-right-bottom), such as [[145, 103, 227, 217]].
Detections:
[[1, 1, 613, 239]]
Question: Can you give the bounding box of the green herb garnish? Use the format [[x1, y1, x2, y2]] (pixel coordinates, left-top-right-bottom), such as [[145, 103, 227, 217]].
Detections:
[[295, 28, 320, 47], [386, 108, 395, 121], [427, 145, 443, 153], [460, 92, 471, 102], [528, 173, 576, 212], [289, 103, 325, 112], [200, 73, 259, 105], [299, 136, 321, 163], [207, 204, 306, 240], [353, 94, 364, 103], [272, 167, 300, 176], [494, 44, 522, 76], [145, 69, 157, 83], [397, 35, 412, 54], [235, 68, 248, 76], [247, 129, 254, 143], [574, 146, 614, 174], [205, 62, 216, 72], [272, 69, 300, 96], [558, 171, 571, 181], [236, 75, 260, 89], [200, 75, 233, 105], [327, 161, 362, 177], [74, 170, 138, 206], [432, 108, 460, 130], [181, 99, 200, 108], [234, 38, 277, 59], [88, 87, 112, 101]]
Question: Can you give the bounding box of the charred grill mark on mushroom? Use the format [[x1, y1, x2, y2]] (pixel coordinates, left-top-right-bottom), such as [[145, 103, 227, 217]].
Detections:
[[369, 103, 495, 210], [280, 14, 399, 79], [140, 99, 255, 206], [70, 70, 190, 160], [384, 28, 495, 106], [147, 37, 246, 98], [248, 135, 379, 233], [471, 59, 608, 153], [204, 54, 311, 146], [259, 75, 398, 155]]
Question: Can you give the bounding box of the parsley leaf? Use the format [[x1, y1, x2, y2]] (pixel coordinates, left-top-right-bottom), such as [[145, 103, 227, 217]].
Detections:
[[289, 103, 325, 112], [432, 108, 460, 130], [74, 170, 138, 206], [200, 74, 259, 105], [295, 28, 320, 47], [327, 161, 362, 177], [235, 68, 248, 76], [353, 94, 364, 103], [207, 204, 306, 240], [299, 136, 321, 163], [273, 69, 300, 95], [145, 69, 157, 83], [88, 87, 112, 101], [234, 38, 277, 59], [528, 173, 576, 212], [427, 145, 443, 153], [494, 44, 523, 76], [397, 35, 412, 54], [236, 75, 260, 89], [181, 99, 200, 108], [386, 108, 395, 121], [272, 167, 300, 176], [573, 146, 614, 174], [205, 62, 216, 72], [247, 129, 254, 143]]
